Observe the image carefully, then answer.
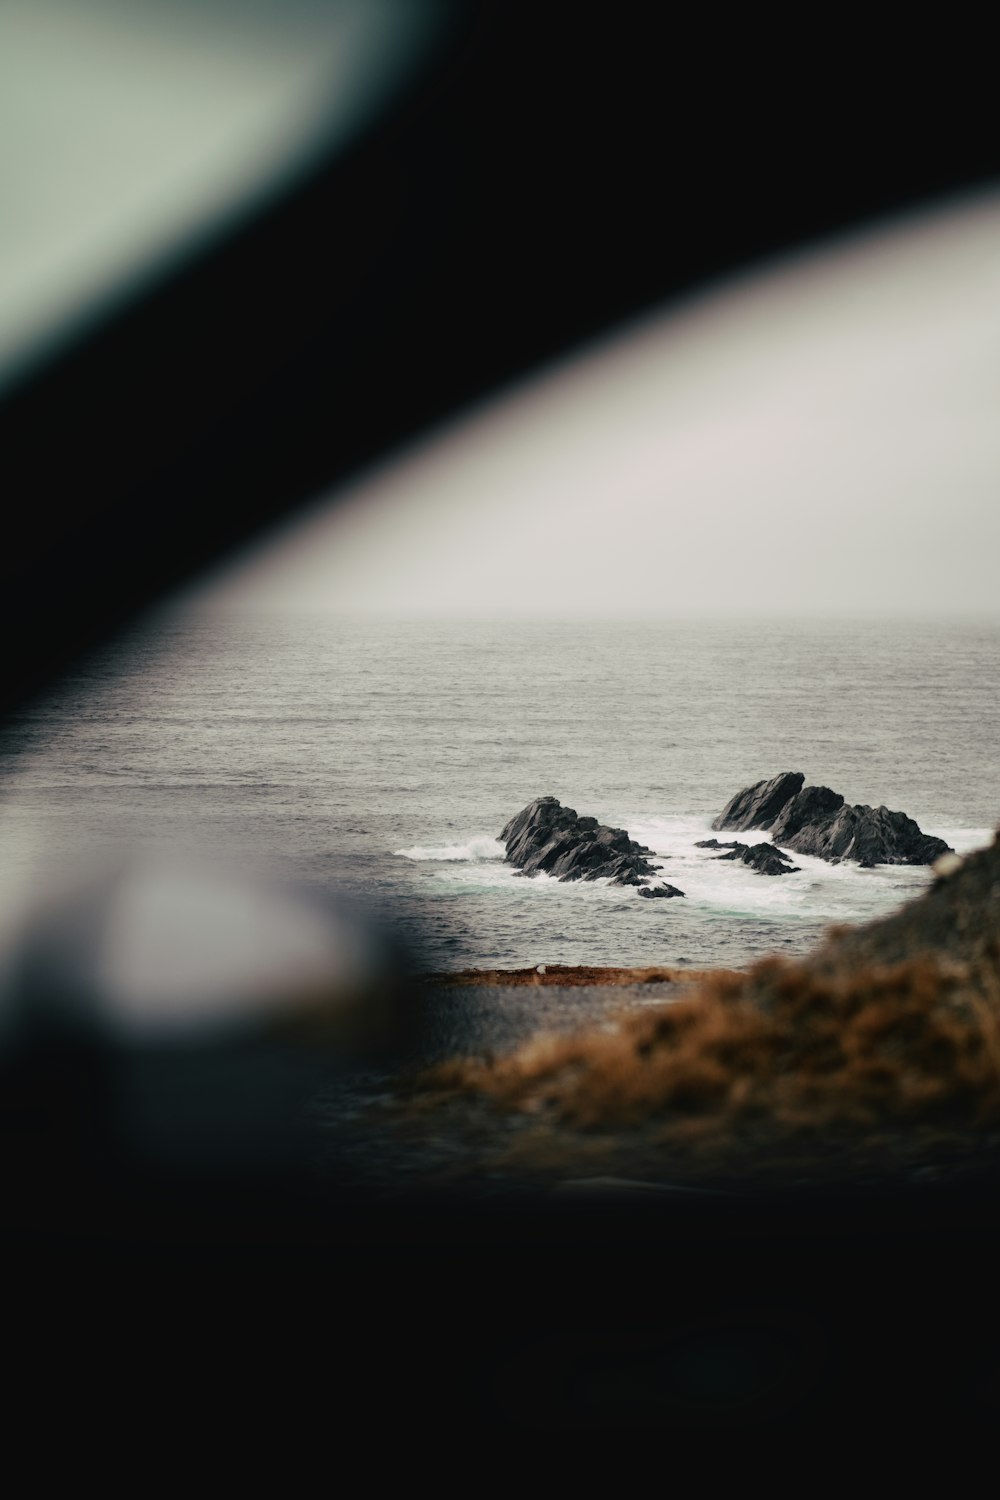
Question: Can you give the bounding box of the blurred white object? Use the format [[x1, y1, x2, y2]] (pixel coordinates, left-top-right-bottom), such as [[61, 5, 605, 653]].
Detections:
[[98, 858, 367, 1031], [0, 848, 409, 1048]]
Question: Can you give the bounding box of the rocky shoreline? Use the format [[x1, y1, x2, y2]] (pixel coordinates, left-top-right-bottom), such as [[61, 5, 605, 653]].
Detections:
[[403, 827, 1000, 1194]]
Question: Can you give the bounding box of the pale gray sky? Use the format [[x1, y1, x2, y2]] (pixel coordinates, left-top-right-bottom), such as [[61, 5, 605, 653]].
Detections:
[[197, 185, 1000, 618]]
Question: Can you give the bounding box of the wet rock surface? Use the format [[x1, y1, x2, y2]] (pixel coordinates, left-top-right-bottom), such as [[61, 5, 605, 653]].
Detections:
[[769, 785, 844, 841], [500, 796, 662, 888], [713, 772, 951, 866], [711, 771, 805, 833], [713, 842, 800, 876], [781, 803, 951, 865]]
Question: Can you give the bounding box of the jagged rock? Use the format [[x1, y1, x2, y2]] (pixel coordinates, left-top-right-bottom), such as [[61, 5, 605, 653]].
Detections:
[[499, 797, 663, 889], [780, 803, 951, 866], [637, 884, 685, 899], [711, 772, 805, 832], [744, 844, 799, 877], [711, 773, 952, 866], [713, 842, 800, 876], [697, 835, 800, 876], [769, 785, 844, 841]]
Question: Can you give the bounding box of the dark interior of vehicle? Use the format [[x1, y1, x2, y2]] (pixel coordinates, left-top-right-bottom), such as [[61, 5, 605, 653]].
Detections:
[[3, 3, 999, 1439]]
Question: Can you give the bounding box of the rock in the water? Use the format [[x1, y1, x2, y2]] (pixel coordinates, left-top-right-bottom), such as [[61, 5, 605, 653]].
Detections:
[[710, 772, 805, 832], [712, 842, 800, 876], [694, 838, 743, 849], [711, 773, 952, 866], [637, 884, 685, 898], [769, 785, 844, 841], [499, 796, 664, 889], [779, 803, 950, 866], [743, 844, 800, 876]]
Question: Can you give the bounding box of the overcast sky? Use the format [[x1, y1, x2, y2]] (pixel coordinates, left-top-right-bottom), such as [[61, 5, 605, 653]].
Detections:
[[199, 185, 1000, 618]]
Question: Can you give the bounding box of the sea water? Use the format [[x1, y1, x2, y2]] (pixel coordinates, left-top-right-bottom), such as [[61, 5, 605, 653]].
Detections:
[[0, 610, 996, 972]]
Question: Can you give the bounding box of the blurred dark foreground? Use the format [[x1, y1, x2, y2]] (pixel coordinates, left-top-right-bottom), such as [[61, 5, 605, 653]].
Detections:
[[7, 1159, 1000, 1441], [4, 863, 1000, 1441]]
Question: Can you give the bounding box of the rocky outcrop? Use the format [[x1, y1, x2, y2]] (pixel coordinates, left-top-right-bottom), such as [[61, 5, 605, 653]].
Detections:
[[712, 773, 951, 866], [696, 836, 799, 875], [779, 804, 951, 867], [814, 837, 994, 974], [638, 884, 685, 899], [710, 772, 805, 832], [500, 797, 683, 892], [769, 785, 844, 841], [713, 842, 800, 876]]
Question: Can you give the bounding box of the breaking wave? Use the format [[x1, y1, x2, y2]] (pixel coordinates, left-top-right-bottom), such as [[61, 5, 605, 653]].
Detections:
[[395, 834, 504, 862]]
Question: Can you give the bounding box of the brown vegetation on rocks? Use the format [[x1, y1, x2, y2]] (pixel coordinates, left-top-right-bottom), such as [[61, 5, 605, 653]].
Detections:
[[411, 832, 1000, 1188], [423, 964, 727, 988]]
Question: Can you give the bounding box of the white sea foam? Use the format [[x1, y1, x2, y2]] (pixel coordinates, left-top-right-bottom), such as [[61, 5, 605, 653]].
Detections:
[[395, 834, 504, 863], [629, 816, 994, 924], [401, 816, 996, 929]]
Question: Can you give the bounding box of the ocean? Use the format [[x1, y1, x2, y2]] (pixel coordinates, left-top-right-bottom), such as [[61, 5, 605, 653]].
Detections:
[[0, 609, 997, 974]]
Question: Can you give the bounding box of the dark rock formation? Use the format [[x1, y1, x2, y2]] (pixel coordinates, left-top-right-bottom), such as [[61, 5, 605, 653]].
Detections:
[[499, 796, 664, 888], [747, 844, 800, 876], [779, 804, 951, 866], [710, 772, 805, 832], [769, 785, 844, 841], [712, 773, 952, 866], [711, 841, 800, 876], [637, 884, 685, 898], [696, 835, 799, 875]]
